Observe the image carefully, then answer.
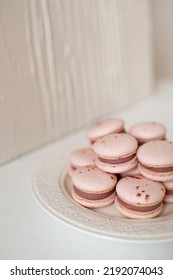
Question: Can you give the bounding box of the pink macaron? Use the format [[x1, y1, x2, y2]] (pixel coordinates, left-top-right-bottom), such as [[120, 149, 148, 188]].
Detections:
[[69, 148, 95, 176], [128, 121, 166, 144], [71, 166, 117, 208], [163, 180, 173, 203], [137, 140, 173, 182], [93, 133, 138, 173], [115, 175, 166, 219], [120, 166, 140, 178], [87, 118, 125, 146]]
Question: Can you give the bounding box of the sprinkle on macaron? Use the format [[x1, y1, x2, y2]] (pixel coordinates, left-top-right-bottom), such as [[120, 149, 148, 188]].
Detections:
[[68, 147, 95, 176], [115, 175, 166, 219]]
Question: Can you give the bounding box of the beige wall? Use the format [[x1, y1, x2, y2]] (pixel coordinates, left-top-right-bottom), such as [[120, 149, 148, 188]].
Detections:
[[152, 0, 173, 80], [0, 0, 153, 165]]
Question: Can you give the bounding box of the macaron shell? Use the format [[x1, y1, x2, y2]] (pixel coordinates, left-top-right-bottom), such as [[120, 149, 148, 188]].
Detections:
[[116, 176, 165, 205], [72, 189, 115, 208], [137, 140, 173, 167], [120, 166, 140, 177], [163, 180, 173, 203], [164, 180, 173, 188], [115, 196, 163, 219], [129, 121, 166, 143], [115, 176, 165, 219], [93, 133, 138, 158], [138, 162, 173, 182], [72, 167, 117, 193], [95, 155, 137, 174], [70, 148, 95, 168], [164, 195, 173, 203], [87, 118, 124, 141]]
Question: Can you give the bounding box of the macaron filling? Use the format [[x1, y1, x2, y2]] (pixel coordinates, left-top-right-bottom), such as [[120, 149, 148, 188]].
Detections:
[[140, 163, 173, 173], [166, 189, 173, 196], [116, 195, 162, 213], [73, 186, 115, 200], [98, 153, 136, 164]]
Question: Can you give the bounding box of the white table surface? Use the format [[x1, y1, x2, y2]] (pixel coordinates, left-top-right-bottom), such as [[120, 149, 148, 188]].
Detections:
[[1, 82, 173, 260]]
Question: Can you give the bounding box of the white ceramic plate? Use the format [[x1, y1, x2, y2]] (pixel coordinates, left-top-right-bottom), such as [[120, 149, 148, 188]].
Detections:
[[32, 152, 173, 243]]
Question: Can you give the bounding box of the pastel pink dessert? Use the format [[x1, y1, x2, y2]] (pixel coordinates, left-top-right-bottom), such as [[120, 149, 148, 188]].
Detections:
[[120, 166, 140, 178], [115, 175, 166, 219], [71, 167, 117, 208], [93, 133, 138, 173], [68, 148, 95, 176], [128, 121, 166, 144], [87, 118, 125, 146], [137, 140, 173, 181], [163, 180, 173, 203]]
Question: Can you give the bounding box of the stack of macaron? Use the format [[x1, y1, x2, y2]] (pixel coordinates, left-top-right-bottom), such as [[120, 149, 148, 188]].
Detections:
[[68, 117, 173, 219]]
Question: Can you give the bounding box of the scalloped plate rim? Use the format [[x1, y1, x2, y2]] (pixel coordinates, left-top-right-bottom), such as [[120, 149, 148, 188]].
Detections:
[[32, 153, 173, 243]]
